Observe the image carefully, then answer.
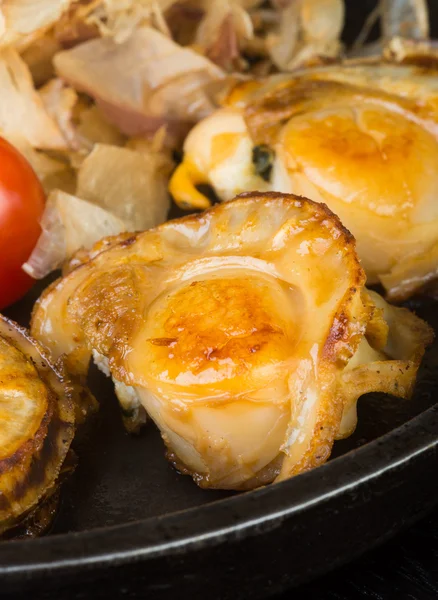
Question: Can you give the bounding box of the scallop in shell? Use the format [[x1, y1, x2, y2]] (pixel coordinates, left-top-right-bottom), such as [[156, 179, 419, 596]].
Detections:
[[0, 315, 75, 536], [170, 51, 438, 300], [31, 193, 432, 490]]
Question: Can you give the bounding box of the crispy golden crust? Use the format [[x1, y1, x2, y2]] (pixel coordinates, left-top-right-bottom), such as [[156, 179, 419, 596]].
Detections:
[[171, 59, 438, 297], [31, 193, 431, 490], [0, 316, 75, 535], [234, 76, 427, 147]]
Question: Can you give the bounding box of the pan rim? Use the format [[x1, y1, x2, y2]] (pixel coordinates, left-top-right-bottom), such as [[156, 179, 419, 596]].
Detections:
[[0, 401, 436, 577]]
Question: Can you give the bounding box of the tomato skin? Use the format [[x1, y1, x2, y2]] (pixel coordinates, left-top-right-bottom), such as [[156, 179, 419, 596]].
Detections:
[[0, 138, 45, 310]]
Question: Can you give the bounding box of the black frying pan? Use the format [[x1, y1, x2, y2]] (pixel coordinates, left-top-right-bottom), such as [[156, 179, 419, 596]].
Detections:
[[2, 2, 438, 597]]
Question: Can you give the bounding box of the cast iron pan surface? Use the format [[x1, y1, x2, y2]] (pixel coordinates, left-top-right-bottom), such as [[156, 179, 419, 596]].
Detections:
[[1, 2, 438, 597]]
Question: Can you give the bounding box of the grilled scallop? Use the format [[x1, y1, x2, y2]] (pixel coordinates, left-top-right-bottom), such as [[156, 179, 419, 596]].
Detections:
[[31, 193, 432, 490], [0, 315, 75, 537], [169, 52, 438, 300]]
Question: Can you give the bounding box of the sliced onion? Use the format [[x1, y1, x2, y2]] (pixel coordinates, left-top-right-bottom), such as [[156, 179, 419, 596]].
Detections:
[[54, 26, 224, 143], [76, 143, 172, 231], [23, 189, 126, 279], [4, 134, 75, 195], [0, 0, 74, 50], [20, 32, 61, 86], [39, 78, 79, 150], [0, 48, 66, 149]]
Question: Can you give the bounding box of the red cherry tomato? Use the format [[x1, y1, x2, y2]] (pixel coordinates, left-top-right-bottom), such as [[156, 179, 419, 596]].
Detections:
[[0, 137, 45, 310]]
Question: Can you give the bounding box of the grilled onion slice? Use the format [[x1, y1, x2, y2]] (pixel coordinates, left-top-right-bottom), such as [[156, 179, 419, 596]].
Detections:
[[0, 315, 75, 536], [31, 193, 432, 490], [169, 55, 438, 300]]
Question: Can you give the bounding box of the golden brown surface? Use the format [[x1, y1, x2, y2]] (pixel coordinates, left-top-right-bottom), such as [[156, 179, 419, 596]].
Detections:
[[140, 276, 296, 385], [0, 315, 75, 536], [170, 59, 438, 299], [31, 193, 432, 490], [0, 338, 48, 459]]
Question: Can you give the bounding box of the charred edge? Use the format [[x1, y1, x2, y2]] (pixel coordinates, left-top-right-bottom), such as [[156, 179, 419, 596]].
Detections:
[[322, 273, 365, 364], [234, 190, 303, 203], [244, 80, 347, 121], [399, 55, 438, 70], [118, 192, 335, 242], [9, 391, 73, 505], [119, 236, 137, 248], [232, 192, 355, 241], [86, 193, 359, 258], [7, 399, 55, 501], [0, 492, 10, 512], [324, 311, 350, 356], [2, 487, 61, 540], [0, 400, 53, 477], [14, 431, 55, 501], [282, 415, 341, 483], [148, 337, 178, 347], [316, 202, 355, 244]]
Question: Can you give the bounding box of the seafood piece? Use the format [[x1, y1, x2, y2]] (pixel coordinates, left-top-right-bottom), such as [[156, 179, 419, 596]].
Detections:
[[31, 193, 432, 490], [170, 55, 438, 300], [0, 315, 75, 537]]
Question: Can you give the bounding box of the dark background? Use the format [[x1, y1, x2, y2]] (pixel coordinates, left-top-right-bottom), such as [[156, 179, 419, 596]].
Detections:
[[278, 1, 438, 598], [280, 509, 438, 599]]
